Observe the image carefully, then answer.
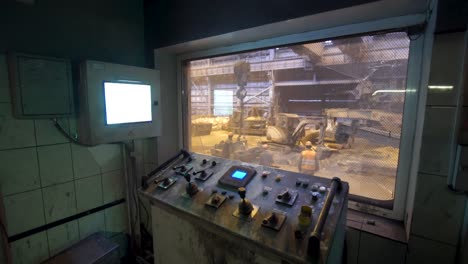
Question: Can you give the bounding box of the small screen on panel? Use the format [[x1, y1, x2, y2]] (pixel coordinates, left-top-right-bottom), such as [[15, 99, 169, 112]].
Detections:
[[104, 82, 152, 125], [231, 170, 247, 180]]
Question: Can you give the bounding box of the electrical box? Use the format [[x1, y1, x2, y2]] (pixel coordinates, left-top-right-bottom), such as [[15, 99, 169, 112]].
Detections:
[[7, 53, 74, 118]]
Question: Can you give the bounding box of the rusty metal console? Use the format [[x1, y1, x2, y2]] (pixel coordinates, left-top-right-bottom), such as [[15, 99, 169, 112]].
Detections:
[[140, 150, 348, 264]]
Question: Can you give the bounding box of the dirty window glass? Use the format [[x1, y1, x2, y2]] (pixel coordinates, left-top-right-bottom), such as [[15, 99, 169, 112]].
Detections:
[[186, 32, 410, 205]]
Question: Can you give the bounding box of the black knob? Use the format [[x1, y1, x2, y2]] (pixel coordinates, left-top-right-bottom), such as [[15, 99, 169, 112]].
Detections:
[[202, 159, 207, 165], [211, 161, 217, 167], [183, 173, 191, 182], [238, 187, 246, 199], [311, 192, 319, 201]]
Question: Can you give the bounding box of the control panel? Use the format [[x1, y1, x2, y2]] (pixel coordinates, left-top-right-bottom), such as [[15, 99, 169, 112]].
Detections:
[[140, 151, 348, 263]]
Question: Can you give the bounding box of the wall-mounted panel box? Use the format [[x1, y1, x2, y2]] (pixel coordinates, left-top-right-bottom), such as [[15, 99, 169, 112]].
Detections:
[[7, 53, 74, 118], [76, 60, 161, 145]]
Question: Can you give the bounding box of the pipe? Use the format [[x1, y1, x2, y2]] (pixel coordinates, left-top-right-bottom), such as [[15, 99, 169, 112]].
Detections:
[[308, 177, 342, 256]]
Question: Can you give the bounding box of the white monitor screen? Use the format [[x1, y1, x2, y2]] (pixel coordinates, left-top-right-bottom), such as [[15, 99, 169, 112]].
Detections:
[[104, 82, 152, 125]]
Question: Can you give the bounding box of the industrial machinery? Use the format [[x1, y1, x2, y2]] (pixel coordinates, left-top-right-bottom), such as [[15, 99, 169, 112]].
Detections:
[[265, 113, 348, 153], [228, 109, 267, 136], [140, 150, 348, 264]]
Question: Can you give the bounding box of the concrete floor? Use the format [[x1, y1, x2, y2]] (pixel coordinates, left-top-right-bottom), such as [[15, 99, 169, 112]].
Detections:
[[191, 130, 397, 201]]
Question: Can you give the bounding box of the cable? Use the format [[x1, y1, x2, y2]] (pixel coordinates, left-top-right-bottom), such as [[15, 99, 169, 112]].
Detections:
[[138, 196, 150, 229], [52, 118, 121, 146], [51, 118, 90, 147]]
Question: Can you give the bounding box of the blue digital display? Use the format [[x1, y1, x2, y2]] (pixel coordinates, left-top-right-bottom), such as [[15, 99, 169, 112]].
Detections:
[[231, 170, 247, 180]]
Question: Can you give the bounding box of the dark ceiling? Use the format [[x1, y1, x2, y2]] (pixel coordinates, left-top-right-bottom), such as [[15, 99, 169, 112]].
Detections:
[[144, 0, 379, 49]]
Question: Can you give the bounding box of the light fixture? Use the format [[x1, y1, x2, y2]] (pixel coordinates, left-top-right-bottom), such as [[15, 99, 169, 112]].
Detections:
[[428, 85, 453, 90], [371, 90, 407, 96]]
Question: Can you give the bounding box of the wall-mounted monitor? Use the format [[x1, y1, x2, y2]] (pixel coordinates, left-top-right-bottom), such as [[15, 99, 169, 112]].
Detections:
[[76, 60, 161, 145], [103, 82, 153, 125]]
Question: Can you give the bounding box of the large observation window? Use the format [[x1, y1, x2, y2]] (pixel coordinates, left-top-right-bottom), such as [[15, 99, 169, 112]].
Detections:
[[185, 32, 410, 207]]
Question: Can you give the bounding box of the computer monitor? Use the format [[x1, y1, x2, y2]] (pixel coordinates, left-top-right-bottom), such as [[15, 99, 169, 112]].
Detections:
[[76, 61, 162, 145], [103, 82, 152, 125]]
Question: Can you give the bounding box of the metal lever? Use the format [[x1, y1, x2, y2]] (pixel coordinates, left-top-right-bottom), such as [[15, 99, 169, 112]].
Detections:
[[142, 149, 191, 189], [308, 177, 342, 256]]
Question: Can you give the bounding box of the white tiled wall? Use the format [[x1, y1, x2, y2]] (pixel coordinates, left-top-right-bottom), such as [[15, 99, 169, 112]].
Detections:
[[411, 173, 466, 246], [408, 31, 468, 263], [0, 55, 128, 263]]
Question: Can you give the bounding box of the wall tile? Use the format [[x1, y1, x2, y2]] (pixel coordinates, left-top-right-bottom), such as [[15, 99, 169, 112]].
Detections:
[[140, 137, 158, 164], [42, 182, 76, 224], [418, 107, 457, 176], [78, 211, 105, 239], [47, 220, 79, 256], [4, 189, 45, 236], [71, 144, 100, 179], [0, 103, 35, 150], [37, 143, 73, 187], [407, 235, 456, 264], [0, 147, 40, 196], [0, 54, 9, 103], [411, 173, 465, 245], [11, 232, 49, 264], [102, 170, 125, 204], [358, 232, 406, 264], [105, 203, 128, 234], [89, 144, 123, 173], [426, 33, 466, 106], [75, 175, 103, 213], [35, 118, 69, 146]]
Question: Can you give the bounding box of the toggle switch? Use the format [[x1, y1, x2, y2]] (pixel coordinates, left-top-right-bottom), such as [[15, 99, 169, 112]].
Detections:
[[163, 178, 171, 186], [173, 165, 187, 172], [275, 188, 298, 206], [205, 192, 227, 209], [261, 210, 287, 231], [211, 195, 221, 205], [277, 189, 291, 201], [262, 212, 278, 225]]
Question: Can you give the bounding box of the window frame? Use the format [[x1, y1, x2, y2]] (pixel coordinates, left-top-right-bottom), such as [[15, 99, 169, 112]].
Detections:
[[170, 15, 427, 220]]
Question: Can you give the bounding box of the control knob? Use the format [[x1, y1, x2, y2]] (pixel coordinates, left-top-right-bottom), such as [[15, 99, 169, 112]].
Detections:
[[183, 173, 198, 196], [237, 187, 254, 216]]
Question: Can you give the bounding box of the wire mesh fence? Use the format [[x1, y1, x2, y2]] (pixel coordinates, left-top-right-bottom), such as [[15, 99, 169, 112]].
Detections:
[[186, 32, 411, 203]]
